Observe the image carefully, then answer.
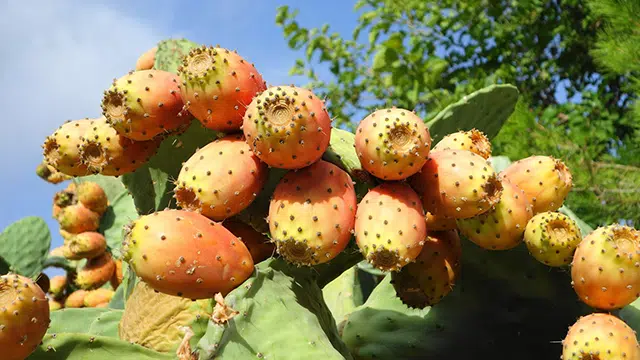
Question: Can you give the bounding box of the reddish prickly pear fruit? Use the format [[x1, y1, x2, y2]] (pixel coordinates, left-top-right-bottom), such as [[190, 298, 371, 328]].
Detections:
[[243, 85, 332, 169], [42, 118, 93, 177], [75, 252, 117, 290], [456, 178, 533, 250], [354, 107, 431, 180], [110, 259, 124, 289], [76, 181, 109, 216], [48, 298, 63, 311], [174, 134, 269, 221], [62, 231, 107, 260], [123, 209, 255, 299], [500, 155, 572, 214], [571, 224, 640, 310], [101, 69, 190, 141], [84, 288, 115, 307], [222, 218, 275, 263], [354, 182, 427, 272], [49, 275, 67, 299], [177, 46, 267, 132], [0, 274, 50, 360], [425, 212, 457, 231], [409, 149, 503, 219], [64, 290, 88, 308], [562, 313, 639, 359], [56, 203, 101, 234], [391, 230, 462, 308], [524, 211, 582, 267], [81, 117, 161, 176], [136, 46, 157, 71], [432, 128, 492, 159], [268, 160, 357, 266]]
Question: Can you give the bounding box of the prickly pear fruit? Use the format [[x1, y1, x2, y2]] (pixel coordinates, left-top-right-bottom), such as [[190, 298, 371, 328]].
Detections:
[[354, 107, 431, 180], [562, 313, 639, 360], [56, 203, 101, 234], [81, 117, 161, 176], [0, 274, 50, 360], [355, 182, 427, 272], [42, 118, 93, 176], [425, 212, 457, 231], [75, 252, 116, 290], [500, 155, 572, 214], [571, 224, 640, 310], [174, 134, 268, 221], [101, 69, 190, 141], [177, 46, 267, 132], [110, 259, 123, 289], [456, 179, 533, 250], [76, 181, 109, 215], [62, 231, 107, 260], [84, 288, 115, 307], [432, 128, 492, 159], [268, 160, 357, 266], [59, 229, 74, 241], [49, 246, 66, 258], [136, 46, 157, 71], [524, 211, 582, 267], [123, 209, 254, 299], [409, 149, 503, 219], [48, 298, 63, 311], [243, 85, 332, 169], [52, 186, 76, 218], [49, 275, 66, 299], [391, 230, 462, 308], [36, 161, 71, 184], [222, 218, 275, 263], [64, 290, 88, 308]]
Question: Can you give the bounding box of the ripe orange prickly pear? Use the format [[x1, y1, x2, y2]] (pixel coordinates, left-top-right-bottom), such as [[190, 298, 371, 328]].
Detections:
[[42, 118, 93, 177], [84, 288, 115, 307], [76, 181, 109, 216], [354, 107, 431, 180], [432, 128, 492, 159], [75, 252, 116, 290], [80, 117, 161, 176], [456, 178, 533, 250], [123, 209, 255, 299], [52, 186, 76, 219], [101, 70, 190, 141], [0, 274, 50, 360], [64, 290, 88, 308], [268, 160, 357, 266], [110, 259, 123, 289], [425, 212, 457, 231], [48, 298, 63, 311], [562, 313, 639, 359], [524, 211, 582, 267], [500, 155, 572, 214], [56, 203, 101, 234], [354, 182, 427, 271], [409, 149, 503, 219], [243, 85, 332, 169], [174, 134, 269, 221], [222, 218, 275, 263], [49, 275, 67, 299], [571, 224, 640, 310], [136, 46, 157, 71], [62, 231, 107, 260], [177, 46, 267, 132], [391, 230, 462, 308]]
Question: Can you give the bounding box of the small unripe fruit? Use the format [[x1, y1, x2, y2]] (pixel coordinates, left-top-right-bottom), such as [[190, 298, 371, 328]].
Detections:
[[524, 211, 582, 266]]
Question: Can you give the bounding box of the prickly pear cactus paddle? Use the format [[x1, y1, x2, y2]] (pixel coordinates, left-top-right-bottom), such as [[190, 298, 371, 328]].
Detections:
[[0, 216, 51, 277], [322, 266, 365, 326], [46, 308, 123, 338], [154, 38, 200, 74]]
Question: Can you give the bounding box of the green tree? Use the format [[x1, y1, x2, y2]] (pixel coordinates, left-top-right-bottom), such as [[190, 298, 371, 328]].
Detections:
[[275, 0, 640, 227]]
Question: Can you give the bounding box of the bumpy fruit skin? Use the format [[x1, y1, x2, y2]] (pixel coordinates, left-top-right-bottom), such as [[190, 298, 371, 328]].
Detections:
[[174, 134, 268, 221], [123, 209, 255, 299], [75, 252, 116, 290], [432, 128, 492, 159], [136, 46, 157, 71], [562, 313, 639, 359], [177, 46, 267, 132], [62, 231, 107, 260], [76, 181, 109, 215], [355, 107, 431, 180], [110, 259, 124, 289], [524, 211, 582, 266], [425, 212, 457, 231], [409, 149, 503, 219], [64, 290, 88, 308], [56, 203, 101, 234], [101, 69, 190, 141], [355, 182, 427, 272], [49, 275, 67, 299], [0, 274, 50, 360], [268, 160, 357, 266], [391, 230, 462, 308], [84, 288, 115, 307], [456, 179, 533, 250], [571, 225, 640, 310], [42, 118, 93, 176], [81, 117, 161, 176], [243, 85, 332, 169], [500, 155, 572, 214], [222, 218, 275, 263]]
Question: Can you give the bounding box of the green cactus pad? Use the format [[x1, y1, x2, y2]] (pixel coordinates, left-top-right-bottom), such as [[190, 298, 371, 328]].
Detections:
[[0, 216, 51, 277], [42, 255, 78, 272], [426, 84, 520, 143], [47, 308, 123, 337], [619, 297, 640, 334], [322, 266, 364, 326], [154, 38, 200, 74]]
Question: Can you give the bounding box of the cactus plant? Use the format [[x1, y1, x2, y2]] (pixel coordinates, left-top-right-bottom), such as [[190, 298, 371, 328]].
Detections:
[[0, 217, 51, 277]]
